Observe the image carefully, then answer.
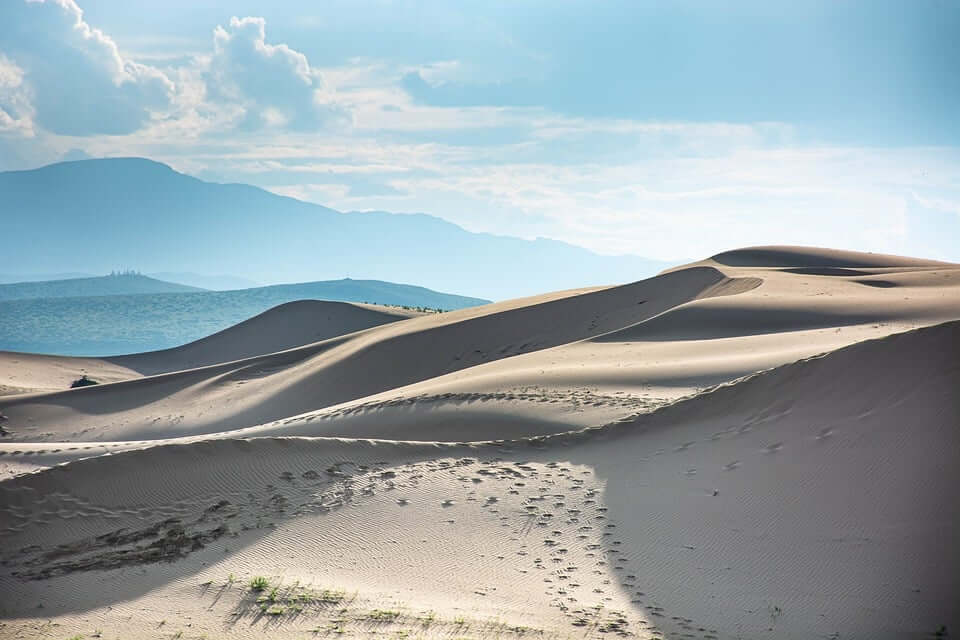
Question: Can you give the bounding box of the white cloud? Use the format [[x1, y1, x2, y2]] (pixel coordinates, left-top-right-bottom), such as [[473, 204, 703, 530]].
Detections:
[[204, 16, 348, 131], [0, 54, 34, 137], [0, 3, 350, 137], [0, 0, 174, 135]]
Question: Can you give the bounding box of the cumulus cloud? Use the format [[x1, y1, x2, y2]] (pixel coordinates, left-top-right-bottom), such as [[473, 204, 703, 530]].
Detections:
[[0, 54, 34, 136], [0, 0, 174, 136], [205, 17, 348, 131], [0, 2, 349, 139]]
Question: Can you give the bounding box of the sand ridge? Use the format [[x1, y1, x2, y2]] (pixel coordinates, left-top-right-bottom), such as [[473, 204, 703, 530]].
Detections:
[[0, 300, 421, 396]]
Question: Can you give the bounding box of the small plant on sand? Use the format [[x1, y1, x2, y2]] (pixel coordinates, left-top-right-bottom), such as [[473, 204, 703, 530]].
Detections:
[[368, 609, 401, 622], [318, 588, 346, 604], [264, 604, 286, 616], [256, 586, 280, 604], [249, 575, 270, 591]]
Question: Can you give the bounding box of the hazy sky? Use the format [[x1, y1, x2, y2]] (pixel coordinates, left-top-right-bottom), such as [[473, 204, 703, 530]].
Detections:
[[1, 0, 958, 261]]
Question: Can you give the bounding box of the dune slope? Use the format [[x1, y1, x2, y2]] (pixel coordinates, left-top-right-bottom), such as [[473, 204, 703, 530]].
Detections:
[[0, 320, 957, 640], [0, 300, 419, 395], [110, 300, 423, 375]]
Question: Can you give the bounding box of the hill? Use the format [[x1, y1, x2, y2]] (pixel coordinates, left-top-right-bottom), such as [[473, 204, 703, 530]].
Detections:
[[0, 277, 489, 356], [0, 158, 668, 300], [0, 272, 95, 284], [0, 273, 204, 301]]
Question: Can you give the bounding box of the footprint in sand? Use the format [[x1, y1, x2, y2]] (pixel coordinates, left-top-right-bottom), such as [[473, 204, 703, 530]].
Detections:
[[816, 427, 835, 441]]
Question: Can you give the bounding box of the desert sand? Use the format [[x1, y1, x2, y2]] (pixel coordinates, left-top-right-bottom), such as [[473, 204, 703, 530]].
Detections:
[[0, 300, 422, 396], [0, 246, 958, 640]]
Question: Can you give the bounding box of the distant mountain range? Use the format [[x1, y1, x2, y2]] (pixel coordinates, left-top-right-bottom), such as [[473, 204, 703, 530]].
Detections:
[[0, 272, 96, 284], [0, 277, 489, 356], [0, 158, 669, 300], [0, 271, 258, 291], [0, 273, 203, 301]]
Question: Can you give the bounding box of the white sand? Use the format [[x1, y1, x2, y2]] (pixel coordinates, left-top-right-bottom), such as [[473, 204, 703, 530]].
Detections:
[[0, 246, 957, 640]]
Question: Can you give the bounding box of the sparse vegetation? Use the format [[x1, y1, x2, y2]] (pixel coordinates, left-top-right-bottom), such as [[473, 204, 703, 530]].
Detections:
[[248, 575, 270, 591], [367, 609, 402, 622], [256, 585, 281, 604], [315, 589, 346, 604], [362, 300, 448, 314]]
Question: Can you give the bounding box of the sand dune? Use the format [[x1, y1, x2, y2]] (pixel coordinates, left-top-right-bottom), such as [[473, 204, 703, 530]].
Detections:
[[0, 300, 418, 395], [111, 300, 423, 375], [0, 265, 749, 443], [707, 245, 957, 268], [0, 246, 958, 640]]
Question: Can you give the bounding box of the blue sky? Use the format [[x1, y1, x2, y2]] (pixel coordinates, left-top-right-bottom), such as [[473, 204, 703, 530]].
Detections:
[[1, 0, 958, 261]]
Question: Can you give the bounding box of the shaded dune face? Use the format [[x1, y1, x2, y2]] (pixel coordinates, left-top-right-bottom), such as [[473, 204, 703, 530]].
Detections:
[[0, 300, 420, 396], [108, 300, 423, 375], [0, 246, 958, 640], [708, 245, 955, 268]]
